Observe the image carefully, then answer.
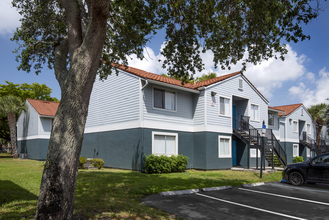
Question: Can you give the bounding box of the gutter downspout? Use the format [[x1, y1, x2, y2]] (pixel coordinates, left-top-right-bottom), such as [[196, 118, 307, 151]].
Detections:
[[141, 79, 148, 90]]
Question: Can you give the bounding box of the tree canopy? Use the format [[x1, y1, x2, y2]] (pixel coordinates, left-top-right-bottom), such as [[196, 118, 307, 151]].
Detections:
[[12, 0, 320, 83], [0, 81, 59, 102], [0, 95, 27, 158], [161, 72, 218, 83]]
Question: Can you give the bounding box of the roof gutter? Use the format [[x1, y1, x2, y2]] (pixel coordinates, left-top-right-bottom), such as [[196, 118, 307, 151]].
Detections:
[[147, 79, 200, 94], [268, 108, 286, 115]]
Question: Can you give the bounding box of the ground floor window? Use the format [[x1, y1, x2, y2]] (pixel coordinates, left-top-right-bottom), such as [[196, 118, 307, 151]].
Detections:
[[218, 135, 231, 158], [293, 144, 299, 157], [152, 132, 178, 156], [306, 148, 310, 157], [250, 149, 261, 157]]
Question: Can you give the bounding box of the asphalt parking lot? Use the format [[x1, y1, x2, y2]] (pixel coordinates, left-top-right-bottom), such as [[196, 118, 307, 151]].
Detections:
[[141, 182, 329, 220]]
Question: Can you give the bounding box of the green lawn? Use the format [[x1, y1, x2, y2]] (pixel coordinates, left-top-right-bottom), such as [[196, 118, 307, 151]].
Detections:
[[0, 153, 282, 219]]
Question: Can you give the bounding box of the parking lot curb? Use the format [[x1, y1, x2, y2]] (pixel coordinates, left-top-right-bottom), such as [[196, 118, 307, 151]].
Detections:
[[160, 189, 199, 196], [201, 186, 232, 192], [242, 182, 265, 187]]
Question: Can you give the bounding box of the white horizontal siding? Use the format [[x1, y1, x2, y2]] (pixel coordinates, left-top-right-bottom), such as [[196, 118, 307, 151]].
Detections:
[[206, 75, 268, 130], [142, 84, 194, 126], [193, 91, 204, 126], [85, 70, 140, 128], [286, 106, 314, 140], [17, 101, 39, 138]]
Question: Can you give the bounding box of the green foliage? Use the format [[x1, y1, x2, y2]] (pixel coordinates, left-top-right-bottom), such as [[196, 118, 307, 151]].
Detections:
[[195, 72, 217, 83], [293, 156, 304, 163], [90, 158, 105, 169], [0, 95, 27, 117], [79, 157, 87, 169], [0, 81, 59, 102], [308, 103, 327, 125], [143, 154, 189, 174], [11, 0, 320, 83], [160, 72, 217, 84]]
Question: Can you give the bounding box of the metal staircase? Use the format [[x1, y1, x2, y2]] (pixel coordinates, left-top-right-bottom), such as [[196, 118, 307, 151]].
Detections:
[[233, 116, 287, 168], [300, 132, 329, 155]]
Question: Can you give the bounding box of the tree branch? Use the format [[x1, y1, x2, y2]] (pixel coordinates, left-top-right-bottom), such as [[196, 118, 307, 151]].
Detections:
[[60, 0, 83, 58], [54, 37, 69, 90]]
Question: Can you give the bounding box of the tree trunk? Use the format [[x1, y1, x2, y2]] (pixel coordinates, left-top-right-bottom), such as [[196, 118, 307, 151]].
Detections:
[[316, 125, 322, 150], [7, 112, 18, 159], [35, 1, 110, 218]]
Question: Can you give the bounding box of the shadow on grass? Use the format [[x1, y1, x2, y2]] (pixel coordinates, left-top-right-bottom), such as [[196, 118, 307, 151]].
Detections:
[[73, 170, 280, 219], [0, 180, 38, 219]]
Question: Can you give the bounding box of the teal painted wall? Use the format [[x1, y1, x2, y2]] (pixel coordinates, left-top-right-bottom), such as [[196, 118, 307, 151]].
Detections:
[[206, 132, 232, 170], [81, 128, 143, 170], [281, 141, 299, 164], [17, 139, 48, 160], [18, 129, 276, 171]]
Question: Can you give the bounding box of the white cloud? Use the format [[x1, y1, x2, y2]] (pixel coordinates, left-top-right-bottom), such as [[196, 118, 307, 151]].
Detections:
[[305, 72, 315, 82], [128, 43, 307, 100], [0, 0, 21, 36], [288, 67, 329, 108]]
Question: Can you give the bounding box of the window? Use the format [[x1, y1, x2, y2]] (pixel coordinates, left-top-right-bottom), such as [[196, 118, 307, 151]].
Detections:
[[218, 135, 231, 158], [307, 148, 310, 157], [268, 113, 274, 126], [152, 132, 178, 156], [312, 155, 329, 165], [219, 97, 230, 116], [239, 79, 243, 90], [293, 144, 299, 157], [153, 88, 176, 111], [293, 121, 298, 133], [251, 104, 259, 121], [250, 149, 261, 157], [307, 124, 311, 134]]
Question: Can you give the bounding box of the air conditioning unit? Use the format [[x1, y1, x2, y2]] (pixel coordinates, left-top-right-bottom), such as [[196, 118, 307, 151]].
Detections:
[[20, 154, 28, 159]]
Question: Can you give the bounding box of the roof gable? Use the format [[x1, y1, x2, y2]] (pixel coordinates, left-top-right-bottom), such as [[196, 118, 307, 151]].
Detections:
[[269, 103, 303, 117], [27, 99, 59, 117]]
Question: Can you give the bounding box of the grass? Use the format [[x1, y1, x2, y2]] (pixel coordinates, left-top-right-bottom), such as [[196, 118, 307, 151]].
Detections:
[[0, 153, 282, 219]]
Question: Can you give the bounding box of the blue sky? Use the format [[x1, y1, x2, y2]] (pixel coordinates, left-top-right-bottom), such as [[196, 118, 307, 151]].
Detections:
[[0, 0, 328, 108]]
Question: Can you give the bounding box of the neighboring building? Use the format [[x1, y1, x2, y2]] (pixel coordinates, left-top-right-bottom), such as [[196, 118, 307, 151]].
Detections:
[[269, 104, 316, 163], [17, 99, 59, 160]]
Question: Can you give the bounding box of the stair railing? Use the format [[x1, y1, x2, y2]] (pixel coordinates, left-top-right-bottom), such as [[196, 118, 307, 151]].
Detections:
[[233, 116, 261, 145], [299, 131, 316, 151], [320, 140, 329, 153], [257, 128, 287, 167]]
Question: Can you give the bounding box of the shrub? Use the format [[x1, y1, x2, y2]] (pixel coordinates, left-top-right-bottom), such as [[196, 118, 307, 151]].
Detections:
[[79, 157, 87, 169], [143, 154, 189, 174], [293, 156, 304, 163], [90, 158, 105, 169]]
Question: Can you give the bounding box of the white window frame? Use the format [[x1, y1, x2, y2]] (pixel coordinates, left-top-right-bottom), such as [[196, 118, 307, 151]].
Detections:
[[218, 135, 231, 158], [293, 120, 298, 133], [218, 96, 231, 117], [152, 131, 178, 156], [250, 104, 260, 122], [268, 113, 274, 127], [238, 79, 243, 90], [306, 148, 310, 157], [152, 86, 177, 112], [307, 123, 311, 134], [250, 149, 261, 158], [293, 144, 299, 157]]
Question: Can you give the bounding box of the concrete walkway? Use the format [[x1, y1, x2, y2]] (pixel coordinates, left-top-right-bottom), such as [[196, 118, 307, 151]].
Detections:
[[231, 167, 284, 174]]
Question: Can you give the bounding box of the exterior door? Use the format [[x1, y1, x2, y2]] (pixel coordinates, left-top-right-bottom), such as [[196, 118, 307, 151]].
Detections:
[[233, 105, 236, 129], [232, 140, 237, 166]]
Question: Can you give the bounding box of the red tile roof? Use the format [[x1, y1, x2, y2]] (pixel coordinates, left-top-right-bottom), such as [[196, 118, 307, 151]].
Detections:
[[113, 64, 268, 103], [27, 99, 59, 116], [269, 103, 303, 116]]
